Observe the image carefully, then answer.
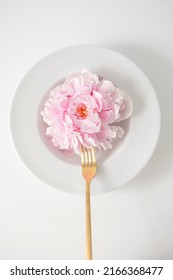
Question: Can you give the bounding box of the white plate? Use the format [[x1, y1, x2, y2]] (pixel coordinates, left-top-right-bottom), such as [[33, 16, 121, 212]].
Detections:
[[9, 45, 160, 194]]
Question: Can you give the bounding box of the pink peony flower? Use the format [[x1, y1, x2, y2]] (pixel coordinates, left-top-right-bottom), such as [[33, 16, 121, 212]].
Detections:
[[41, 69, 133, 155]]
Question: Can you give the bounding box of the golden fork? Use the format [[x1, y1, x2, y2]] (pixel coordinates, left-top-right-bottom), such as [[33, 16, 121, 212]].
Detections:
[[81, 145, 97, 260]]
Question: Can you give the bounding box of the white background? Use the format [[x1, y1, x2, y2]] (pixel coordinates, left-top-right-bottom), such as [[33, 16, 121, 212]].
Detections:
[[0, 0, 173, 260]]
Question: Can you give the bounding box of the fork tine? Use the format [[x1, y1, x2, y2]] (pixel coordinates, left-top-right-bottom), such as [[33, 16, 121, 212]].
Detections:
[[82, 145, 88, 166], [81, 144, 85, 166], [87, 148, 92, 166], [83, 146, 88, 166], [91, 147, 96, 165]]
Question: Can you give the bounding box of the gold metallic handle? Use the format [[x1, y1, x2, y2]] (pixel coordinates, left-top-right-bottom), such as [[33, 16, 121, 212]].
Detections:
[[86, 181, 92, 260]]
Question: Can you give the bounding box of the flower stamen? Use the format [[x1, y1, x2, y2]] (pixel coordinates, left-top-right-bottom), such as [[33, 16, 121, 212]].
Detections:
[[75, 104, 88, 119]]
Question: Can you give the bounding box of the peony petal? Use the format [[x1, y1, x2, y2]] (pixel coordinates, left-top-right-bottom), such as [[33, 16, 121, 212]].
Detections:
[[116, 91, 133, 122], [92, 90, 102, 112], [96, 79, 115, 95]]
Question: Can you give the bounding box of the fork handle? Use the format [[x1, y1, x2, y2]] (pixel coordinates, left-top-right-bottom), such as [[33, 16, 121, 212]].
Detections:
[[86, 181, 92, 260]]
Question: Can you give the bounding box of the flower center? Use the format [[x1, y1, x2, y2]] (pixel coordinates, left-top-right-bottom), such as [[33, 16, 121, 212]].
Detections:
[[75, 103, 88, 119]]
